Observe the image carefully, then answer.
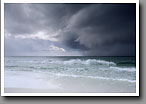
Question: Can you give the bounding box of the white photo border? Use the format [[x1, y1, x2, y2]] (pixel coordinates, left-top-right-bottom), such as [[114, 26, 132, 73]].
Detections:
[[1, 0, 139, 96]]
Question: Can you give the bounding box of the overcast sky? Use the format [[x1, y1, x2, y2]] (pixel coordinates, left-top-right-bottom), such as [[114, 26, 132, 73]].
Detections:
[[4, 3, 136, 56]]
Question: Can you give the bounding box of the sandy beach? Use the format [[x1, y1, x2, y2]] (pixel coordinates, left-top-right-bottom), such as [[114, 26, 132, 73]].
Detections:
[[4, 75, 136, 93], [4, 56, 136, 93]]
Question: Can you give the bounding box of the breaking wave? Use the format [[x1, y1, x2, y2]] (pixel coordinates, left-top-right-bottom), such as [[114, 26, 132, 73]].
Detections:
[[49, 73, 136, 83], [5, 57, 136, 84], [47, 59, 116, 66]]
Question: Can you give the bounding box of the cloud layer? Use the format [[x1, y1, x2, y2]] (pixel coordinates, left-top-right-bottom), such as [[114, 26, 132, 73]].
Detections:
[[5, 3, 136, 56]]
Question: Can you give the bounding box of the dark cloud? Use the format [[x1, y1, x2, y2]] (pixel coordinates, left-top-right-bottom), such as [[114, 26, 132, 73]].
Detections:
[[5, 3, 136, 56], [59, 4, 136, 56], [4, 3, 88, 35]]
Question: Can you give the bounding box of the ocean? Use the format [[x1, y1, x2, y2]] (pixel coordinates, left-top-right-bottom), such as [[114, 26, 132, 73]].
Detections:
[[4, 56, 136, 93]]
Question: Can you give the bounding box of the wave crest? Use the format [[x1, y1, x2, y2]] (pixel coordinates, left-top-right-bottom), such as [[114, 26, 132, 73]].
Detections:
[[55, 59, 116, 66]]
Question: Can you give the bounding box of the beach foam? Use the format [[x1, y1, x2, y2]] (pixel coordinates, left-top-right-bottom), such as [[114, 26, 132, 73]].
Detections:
[[4, 56, 136, 93]]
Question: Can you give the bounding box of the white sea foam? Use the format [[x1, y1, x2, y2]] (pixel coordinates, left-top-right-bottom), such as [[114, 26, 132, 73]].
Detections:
[[49, 73, 136, 83], [46, 59, 116, 66], [109, 66, 136, 72], [4, 56, 136, 93]]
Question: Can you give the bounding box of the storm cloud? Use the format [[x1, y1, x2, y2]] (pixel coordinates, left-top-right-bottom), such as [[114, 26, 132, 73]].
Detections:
[[4, 3, 136, 56]]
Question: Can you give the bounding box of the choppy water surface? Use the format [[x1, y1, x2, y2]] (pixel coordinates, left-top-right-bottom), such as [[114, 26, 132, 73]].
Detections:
[[4, 56, 136, 93]]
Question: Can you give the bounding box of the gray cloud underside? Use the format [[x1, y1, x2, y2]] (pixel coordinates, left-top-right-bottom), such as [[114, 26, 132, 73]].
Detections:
[[5, 3, 136, 56]]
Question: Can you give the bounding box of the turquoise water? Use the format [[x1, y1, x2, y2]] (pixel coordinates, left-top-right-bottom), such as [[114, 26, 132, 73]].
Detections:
[[4, 56, 136, 92]]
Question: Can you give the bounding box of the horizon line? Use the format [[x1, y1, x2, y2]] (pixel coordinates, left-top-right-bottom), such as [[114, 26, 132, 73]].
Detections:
[[4, 55, 136, 57]]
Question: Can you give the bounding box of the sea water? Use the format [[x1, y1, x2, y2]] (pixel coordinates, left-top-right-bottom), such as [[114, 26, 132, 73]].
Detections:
[[4, 56, 136, 93]]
